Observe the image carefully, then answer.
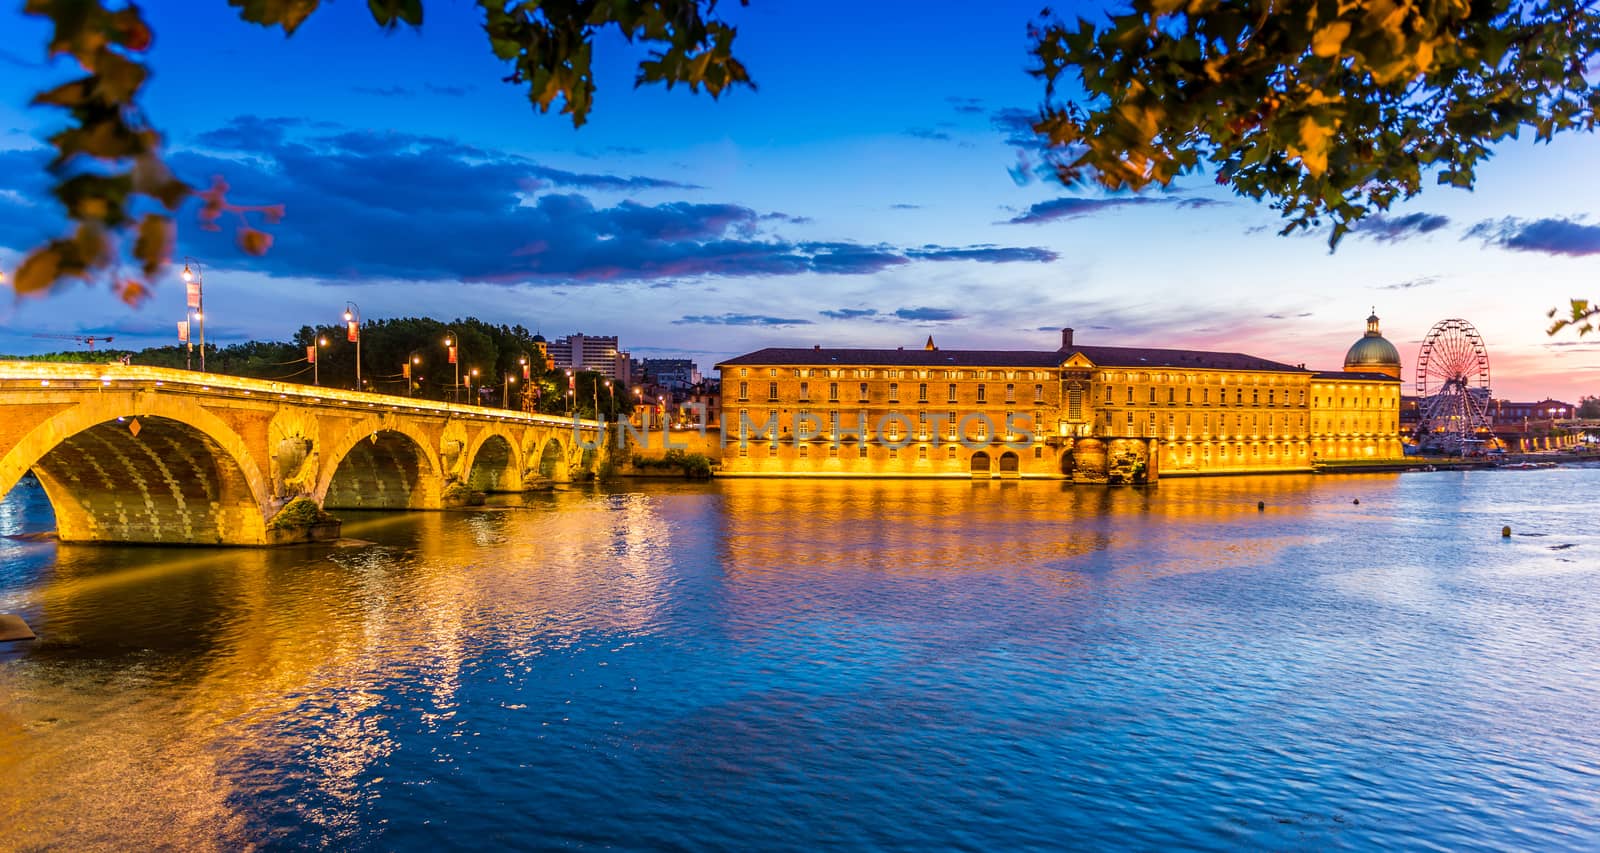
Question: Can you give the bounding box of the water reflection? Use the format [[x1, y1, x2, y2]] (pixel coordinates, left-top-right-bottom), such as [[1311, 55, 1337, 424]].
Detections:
[[1, 470, 1598, 849]]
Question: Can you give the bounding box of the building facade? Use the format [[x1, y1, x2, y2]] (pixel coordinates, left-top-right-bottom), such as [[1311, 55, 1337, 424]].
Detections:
[[547, 333, 632, 383], [714, 320, 1403, 480]]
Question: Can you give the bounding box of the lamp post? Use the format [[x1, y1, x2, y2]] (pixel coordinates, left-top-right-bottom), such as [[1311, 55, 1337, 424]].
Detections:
[[181, 258, 204, 371], [313, 335, 328, 385], [565, 369, 574, 416], [405, 351, 421, 397], [503, 372, 516, 409], [469, 367, 480, 406], [443, 330, 461, 403], [518, 355, 530, 412], [343, 301, 362, 391]]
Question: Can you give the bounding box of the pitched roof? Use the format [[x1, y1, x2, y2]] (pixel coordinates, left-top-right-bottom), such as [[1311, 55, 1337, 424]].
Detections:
[[717, 345, 1308, 373]]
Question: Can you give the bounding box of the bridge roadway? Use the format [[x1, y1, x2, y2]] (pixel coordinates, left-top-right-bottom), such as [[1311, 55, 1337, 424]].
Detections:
[[0, 361, 607, 546]]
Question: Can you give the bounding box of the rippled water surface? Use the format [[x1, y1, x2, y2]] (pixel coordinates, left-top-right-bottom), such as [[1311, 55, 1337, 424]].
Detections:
[[3, 469, 1600, 850]]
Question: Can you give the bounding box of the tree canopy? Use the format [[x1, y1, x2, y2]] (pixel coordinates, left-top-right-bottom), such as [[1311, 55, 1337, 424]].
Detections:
[[1028, 0, 1600, 245]]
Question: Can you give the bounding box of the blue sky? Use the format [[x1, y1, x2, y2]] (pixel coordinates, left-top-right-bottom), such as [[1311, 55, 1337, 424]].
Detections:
[[1, 1, 1597, 401]]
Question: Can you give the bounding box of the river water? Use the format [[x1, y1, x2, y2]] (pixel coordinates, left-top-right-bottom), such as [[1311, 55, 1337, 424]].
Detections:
[[1, 469, 1598, 850]]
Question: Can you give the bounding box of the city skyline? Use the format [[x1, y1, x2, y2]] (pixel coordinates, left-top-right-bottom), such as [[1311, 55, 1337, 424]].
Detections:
[[1, 2, 1597, 401]]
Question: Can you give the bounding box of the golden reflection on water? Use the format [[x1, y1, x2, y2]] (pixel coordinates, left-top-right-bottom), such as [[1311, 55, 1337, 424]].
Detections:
[[0, 474, 1401, 848]]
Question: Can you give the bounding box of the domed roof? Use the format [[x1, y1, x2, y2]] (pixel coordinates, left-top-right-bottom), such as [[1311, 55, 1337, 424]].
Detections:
[[1344, 312, 1401, 369], [532, 333, 546, 343]]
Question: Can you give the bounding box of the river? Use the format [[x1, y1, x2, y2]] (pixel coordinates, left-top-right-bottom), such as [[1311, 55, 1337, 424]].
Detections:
[[2, 469, 1598, 850]]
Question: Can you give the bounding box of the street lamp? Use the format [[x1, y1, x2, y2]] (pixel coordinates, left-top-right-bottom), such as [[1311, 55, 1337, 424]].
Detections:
[[405, 351, 421, 397], [181, 258, 205, 371], [443, 330, 461, 403], [469, 367, 480, 406], [565, 369, 574, 416], [343, 301, 362, 391], [312, 335, 328, 386], [503, 372, 517, 409]]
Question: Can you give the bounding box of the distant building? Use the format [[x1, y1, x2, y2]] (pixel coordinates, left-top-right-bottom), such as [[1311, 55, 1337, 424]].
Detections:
[[1491, 398, 1575, 424], [548, 333, 631, 382], [642, 358, 701, 390]]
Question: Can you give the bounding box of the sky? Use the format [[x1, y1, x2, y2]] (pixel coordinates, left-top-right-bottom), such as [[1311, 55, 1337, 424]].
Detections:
[[1, 1, 1597, 402]]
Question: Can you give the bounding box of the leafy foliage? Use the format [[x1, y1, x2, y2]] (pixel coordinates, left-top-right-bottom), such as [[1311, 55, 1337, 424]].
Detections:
[[12, 0, 751, 300], [632, 449, 714, 478], [1578, 395, 1600, 418], [268, 496, 331, 528], [4, 314, 636, 416], [1547, 298, 1598, 336], [1027, 0, 1600, 248]]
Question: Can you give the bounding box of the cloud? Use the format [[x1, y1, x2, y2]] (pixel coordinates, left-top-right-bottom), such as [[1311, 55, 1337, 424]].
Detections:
[[820, 308, 879, 319], [889, 203, 922, 210], [894, 307, 964, 322], [904, 128, 954, 142], [675, 313, 814, 326], [1466, 216, 1600, 256], [947, 96, 986, 115], [991, 107, 1036, 148], [1350, 212, 1450, 242], [1380, 275, 1440, 291], [1004, 194, 1223, 225], [1264, 313, 1287, 320], [908, 244, 1058, 263], [0, 118, 1057, 286]]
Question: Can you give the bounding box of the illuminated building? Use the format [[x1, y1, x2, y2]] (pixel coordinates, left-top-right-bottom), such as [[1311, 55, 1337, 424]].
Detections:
[[714, 318, 1403, 480]]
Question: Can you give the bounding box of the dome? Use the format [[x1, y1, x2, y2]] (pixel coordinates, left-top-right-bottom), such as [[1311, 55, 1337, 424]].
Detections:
[[532, 333, 546, 343], [1343, 312, 1402, 377]]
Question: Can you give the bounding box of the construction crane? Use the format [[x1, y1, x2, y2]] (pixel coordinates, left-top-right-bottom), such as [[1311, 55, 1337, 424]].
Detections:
[[31, 333, 115, 350]]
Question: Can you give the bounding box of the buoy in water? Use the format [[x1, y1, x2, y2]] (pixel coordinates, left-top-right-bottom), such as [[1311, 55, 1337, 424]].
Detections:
[[1257, 500, 1265, 511], [1501, 525, 1512, 538], [1353, 498, 1360, 505], [0, 613, 35, 642]]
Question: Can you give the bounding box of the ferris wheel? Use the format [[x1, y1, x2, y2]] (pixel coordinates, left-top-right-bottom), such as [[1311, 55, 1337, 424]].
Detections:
[[1414, 318, 1493, 454]]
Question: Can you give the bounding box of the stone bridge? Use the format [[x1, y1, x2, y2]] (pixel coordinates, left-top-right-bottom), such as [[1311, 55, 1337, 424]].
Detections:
[[0, 361, 607, 546]]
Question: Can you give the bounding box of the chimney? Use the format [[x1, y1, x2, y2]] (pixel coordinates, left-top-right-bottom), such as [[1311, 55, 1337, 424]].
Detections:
[[1061, 327, 1074, 349]]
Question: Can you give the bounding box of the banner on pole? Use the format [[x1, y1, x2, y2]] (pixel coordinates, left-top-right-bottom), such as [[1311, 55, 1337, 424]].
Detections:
[[447, 345, 457, 364], [185, 281, 200, 309], [306, 345, 316, 364], [177, 321, 189, 343], [402, 362, 411, 379], [347, 321, 358, 343]]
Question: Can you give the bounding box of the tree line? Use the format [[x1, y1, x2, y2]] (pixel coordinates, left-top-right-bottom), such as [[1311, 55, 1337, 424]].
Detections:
[[6, 316, 637, 419]]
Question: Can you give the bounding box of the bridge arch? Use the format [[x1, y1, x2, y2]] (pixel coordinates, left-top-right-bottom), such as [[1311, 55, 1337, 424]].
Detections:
[[531, 436, 570, 483], [465, 428, 522, 493], [317, 420, 442, 510], [0, 396, 272, 545]]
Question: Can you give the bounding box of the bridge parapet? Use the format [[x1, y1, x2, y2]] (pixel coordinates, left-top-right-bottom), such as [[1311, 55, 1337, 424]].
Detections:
[[0, 361, 608, 546]]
